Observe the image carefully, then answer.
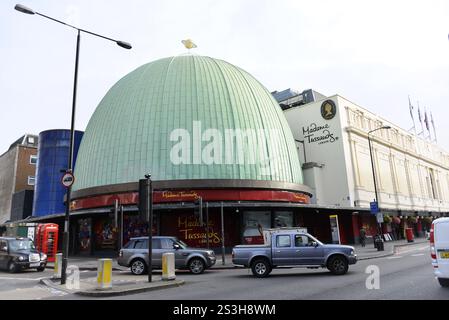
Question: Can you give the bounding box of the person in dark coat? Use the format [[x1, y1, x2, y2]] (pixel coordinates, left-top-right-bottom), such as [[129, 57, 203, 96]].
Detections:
[[359, 227, 367, 247]]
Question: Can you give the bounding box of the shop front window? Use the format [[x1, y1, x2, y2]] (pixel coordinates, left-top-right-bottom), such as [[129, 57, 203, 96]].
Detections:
[[78, 218, 91, 254], [273, 211, 293, 228], [242, 211, 270, 244], [94, 218, 117, 251]]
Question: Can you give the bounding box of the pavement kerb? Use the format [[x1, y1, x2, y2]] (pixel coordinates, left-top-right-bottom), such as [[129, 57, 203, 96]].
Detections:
[[357, 239, 428, 261], [40, 277, 185, 297]]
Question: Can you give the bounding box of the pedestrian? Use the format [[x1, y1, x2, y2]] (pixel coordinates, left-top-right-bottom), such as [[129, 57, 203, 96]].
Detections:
[[359, 227, 366, 247]]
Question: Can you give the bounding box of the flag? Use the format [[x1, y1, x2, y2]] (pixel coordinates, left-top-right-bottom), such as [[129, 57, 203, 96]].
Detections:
[[424, 110, 430, 131], [431, 111, 437, 140], [408, 96, 414, 121]]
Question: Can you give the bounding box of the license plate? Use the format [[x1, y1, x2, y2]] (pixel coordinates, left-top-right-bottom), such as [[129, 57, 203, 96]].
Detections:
[[440, 252, 449, 259], [30, 263, 40, 267]]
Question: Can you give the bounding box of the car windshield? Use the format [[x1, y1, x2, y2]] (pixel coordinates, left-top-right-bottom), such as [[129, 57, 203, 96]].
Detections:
[[9, 239, 35, 251], [176, 240, 188, 249], [306, 234, 324, 246]]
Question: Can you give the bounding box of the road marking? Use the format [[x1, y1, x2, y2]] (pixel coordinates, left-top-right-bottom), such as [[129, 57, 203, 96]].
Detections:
[[411, 253, 425, 257], [387, 256, 403, 259]]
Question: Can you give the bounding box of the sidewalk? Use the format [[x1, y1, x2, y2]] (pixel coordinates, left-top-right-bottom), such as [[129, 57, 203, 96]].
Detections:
[[353, 237, 428, 260], [40, 274, 185, 297], [46, 238, 429, 271]]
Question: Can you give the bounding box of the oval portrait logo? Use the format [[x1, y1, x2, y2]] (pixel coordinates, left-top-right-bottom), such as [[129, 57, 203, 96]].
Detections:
[[321, 100, 337, 120]]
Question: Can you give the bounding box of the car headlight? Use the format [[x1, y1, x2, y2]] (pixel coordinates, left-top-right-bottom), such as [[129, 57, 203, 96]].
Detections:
[[350, 250, 355, 256], [40, 253, 47, 260], [18, 256, 25, 261], [207, 251, 215, 256]]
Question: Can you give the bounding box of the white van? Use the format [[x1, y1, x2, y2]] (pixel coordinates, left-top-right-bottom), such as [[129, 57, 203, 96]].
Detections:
[[430, 217, 449, 287]]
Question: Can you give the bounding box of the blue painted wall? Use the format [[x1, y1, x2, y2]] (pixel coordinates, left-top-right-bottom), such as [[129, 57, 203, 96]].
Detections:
[[32, 130, 84, 217]]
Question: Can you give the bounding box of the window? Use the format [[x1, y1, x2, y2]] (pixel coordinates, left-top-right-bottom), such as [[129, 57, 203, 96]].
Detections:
[[133, 239, 161, 249], [276, 235, 291, 248], [27, 176, 35, 186], [27, 136, 35, 144], [295, 235, 315, 247], [123, 240, 134, 249], [133, 240, 147, 249], [0, 240, 7, 251], [160, 238, 175, 249], [429, 169, 438, 200], [30, 155, 37, 165]]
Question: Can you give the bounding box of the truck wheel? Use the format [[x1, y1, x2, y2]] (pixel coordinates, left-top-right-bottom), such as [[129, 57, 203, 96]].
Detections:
[[251, 259, 271, 278], [8, 261, 18, 273], [438, 278, 449, 287], [130, 259, 147, 275], [36, 266, 46, 272], [327, 256, 348, 275], [188, 258, 205, 274]]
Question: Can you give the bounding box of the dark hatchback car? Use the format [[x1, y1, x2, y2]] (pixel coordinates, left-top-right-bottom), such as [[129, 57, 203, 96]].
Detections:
[[0, 237, 47, 273]]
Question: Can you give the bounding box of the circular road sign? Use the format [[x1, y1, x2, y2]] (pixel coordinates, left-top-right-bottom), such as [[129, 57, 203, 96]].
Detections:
[[61, 172, 75, 188]]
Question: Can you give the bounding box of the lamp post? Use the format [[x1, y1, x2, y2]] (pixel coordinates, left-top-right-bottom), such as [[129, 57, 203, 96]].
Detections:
[[144, 174, 153, 283], [368, 125, 391, 248], [15, 4, 132, 285]]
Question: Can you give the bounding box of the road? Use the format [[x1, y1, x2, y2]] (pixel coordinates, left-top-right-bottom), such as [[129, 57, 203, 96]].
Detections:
[[107, 243, 449, 300], [1, 243, 448, 300], [0, 269, 67, 300]]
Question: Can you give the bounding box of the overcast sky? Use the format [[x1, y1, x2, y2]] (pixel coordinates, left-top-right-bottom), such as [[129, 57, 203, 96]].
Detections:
[[1, 0, 448, 154]]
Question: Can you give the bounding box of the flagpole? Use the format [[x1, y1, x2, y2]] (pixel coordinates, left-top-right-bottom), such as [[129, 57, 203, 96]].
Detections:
[[431, 111, 437, 143], [417, 101, 424, 137], [408, 95, 417, 135]]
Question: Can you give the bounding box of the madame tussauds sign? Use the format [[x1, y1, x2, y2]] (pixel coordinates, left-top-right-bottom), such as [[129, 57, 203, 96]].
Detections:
[[302, 123, 338, 145]]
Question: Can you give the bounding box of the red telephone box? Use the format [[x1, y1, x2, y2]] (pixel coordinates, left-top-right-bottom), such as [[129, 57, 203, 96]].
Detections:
[[36, 223, 59, 262]]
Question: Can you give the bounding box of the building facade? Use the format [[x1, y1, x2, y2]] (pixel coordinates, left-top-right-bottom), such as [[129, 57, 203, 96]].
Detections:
[[283, 94, 449, 241], [0, 134, 38, 223], [63, 55, 312, 255], [32, 129, 84, 217]]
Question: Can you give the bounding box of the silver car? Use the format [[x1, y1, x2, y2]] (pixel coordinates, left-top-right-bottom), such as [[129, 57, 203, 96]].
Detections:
[[118, 236, 216, 275]]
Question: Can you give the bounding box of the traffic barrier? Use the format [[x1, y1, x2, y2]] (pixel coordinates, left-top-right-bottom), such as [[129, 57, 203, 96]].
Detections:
[[53, 253, 62, 279], [97, 259, 112, 290], [162, 252, 176, 281]]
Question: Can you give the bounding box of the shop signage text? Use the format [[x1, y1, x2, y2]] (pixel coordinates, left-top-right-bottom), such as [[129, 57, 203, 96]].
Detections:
[[178, 215, 221, 245], [302, 123, 338, 145]]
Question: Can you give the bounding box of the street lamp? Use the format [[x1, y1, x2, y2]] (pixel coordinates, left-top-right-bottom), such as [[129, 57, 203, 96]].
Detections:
[[15, 3, 132, 285], [368, 125, 391, 249]]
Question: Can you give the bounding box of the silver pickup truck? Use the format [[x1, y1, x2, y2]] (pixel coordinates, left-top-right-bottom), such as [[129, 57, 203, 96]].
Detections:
[[232, 229, 357, 277]]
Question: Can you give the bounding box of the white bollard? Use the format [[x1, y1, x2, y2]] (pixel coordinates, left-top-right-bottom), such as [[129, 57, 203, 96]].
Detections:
[[162, 252, 176, 281], [97, 258, 112, 290], [53, 253, 62, 279]]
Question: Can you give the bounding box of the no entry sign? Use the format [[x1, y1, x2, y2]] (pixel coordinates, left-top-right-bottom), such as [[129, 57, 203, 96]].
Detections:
[[61, 172, 75, 188]]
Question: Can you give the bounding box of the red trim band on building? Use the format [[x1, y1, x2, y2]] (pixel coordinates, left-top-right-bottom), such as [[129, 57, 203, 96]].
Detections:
[[71, 189, 310, 211]]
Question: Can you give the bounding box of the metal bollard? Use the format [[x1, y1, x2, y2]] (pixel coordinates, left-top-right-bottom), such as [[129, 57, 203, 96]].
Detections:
[[53, 253, 62, 279], [162, 252, 176, 281], [97, 258, 112, 290]]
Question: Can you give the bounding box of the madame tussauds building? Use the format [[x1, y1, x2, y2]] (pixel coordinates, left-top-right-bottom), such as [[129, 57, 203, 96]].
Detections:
[[68, 54, 314, 255]]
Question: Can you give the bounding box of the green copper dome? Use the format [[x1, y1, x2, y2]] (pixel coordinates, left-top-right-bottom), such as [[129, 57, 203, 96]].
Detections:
[[73, 55, 303, 191]]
